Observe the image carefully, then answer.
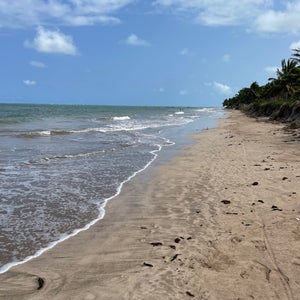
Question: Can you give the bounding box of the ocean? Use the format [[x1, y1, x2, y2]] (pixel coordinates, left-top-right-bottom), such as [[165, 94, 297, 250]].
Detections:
[[0, 103, 225, 273]]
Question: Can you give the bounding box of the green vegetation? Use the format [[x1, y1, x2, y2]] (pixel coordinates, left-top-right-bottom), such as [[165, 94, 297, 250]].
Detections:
[[223, 49, 300, 123]]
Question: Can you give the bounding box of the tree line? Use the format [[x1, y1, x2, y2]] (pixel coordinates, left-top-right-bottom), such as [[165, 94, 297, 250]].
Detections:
[[223, 49, 300, 122]]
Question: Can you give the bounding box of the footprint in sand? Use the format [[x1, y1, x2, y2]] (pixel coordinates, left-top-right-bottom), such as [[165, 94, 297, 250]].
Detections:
[[252, 240, 267, 251], [231, 236, 242, 244]]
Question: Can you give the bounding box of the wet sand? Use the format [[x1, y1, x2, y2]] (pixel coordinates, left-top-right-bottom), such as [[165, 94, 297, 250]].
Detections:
[[0, 110, 299, 299]]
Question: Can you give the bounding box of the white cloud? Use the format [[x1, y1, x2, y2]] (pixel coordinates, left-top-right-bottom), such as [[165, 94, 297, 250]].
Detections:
[[23, 79, 36, 86], [0, 0, 135, 28], [2, 0, 300, 34], [179, 89, 187, 96], [30, 60, 47, 68], [213, 82, 232, 94], [264, 66, 277, 74], [154, 0, 273, 27], [290, 40, 300, 50], [125, 34, 150, 47], [2, 0, 299, 34], [254, 1, 300, 33], [255, 14, 299, 33], [63, 15, 120, 26], [154, 1, 300, 34], [25, 26, 78, 55], [222, 54, 230, 63]]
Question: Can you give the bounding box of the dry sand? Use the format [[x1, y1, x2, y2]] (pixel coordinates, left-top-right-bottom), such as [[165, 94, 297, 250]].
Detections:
[[0, 111, 299, 300]]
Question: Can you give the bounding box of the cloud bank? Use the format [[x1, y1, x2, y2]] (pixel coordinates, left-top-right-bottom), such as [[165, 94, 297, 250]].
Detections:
[[1, 0, 300, 34], [154, 0, 300, 33], [255, 1, 300, 33], [0, 0, 135, 28], [154, 0, 272, 26]]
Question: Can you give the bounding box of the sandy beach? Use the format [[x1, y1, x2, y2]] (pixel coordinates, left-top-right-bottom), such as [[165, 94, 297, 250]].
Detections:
[[0, 110, 299, 300]]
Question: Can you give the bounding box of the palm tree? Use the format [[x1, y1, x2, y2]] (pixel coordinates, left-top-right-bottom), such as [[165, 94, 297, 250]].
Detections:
[[250, 81, 260, 98], [276, 59, 298, 79], [267, 59, 299, 98], [223, 50, 300, 110], [291, 48, 300, 64]]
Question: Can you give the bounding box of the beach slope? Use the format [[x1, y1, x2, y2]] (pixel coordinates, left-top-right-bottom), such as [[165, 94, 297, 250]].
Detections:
[[0, 111, 299, 299]]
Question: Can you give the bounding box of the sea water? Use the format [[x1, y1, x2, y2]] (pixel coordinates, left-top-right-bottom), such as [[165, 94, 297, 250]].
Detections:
[[0, 104, 224, 273]]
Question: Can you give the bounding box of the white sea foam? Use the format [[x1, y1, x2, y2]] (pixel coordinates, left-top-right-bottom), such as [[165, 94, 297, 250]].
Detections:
[[21, 130, 52, 138], [19, 125, 163, 138], [195, 108, 214, 112], [19, 114, 196, 138], [0, 139, 168, 274], [27, 149, 115, 165], [74, 122, 185, 134], [39, 130, 51, 135], [21, 129, 76, 138], [112, 116, 131, 121], [71, 127, 106, 134]]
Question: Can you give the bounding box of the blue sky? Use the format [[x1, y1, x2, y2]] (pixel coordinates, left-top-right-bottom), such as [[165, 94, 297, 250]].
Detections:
[[1, 1, 300, 107]]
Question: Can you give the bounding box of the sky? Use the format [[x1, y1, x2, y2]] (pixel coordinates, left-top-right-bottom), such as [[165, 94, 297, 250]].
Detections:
[[1, 1, 300, 107]]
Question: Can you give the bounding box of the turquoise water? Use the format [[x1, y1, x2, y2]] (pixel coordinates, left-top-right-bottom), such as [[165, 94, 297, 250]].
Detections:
[[0, 103, 224, 273]]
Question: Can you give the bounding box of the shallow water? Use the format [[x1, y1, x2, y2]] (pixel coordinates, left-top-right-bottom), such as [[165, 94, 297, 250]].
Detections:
[[0, 104, 224, 272]]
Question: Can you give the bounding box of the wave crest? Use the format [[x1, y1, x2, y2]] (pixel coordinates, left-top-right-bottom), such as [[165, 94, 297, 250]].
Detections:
[[112, 116, 131, 121]]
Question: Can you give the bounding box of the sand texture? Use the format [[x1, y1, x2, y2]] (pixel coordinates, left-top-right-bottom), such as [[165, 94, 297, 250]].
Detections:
[[0, 111, 299, 300]]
